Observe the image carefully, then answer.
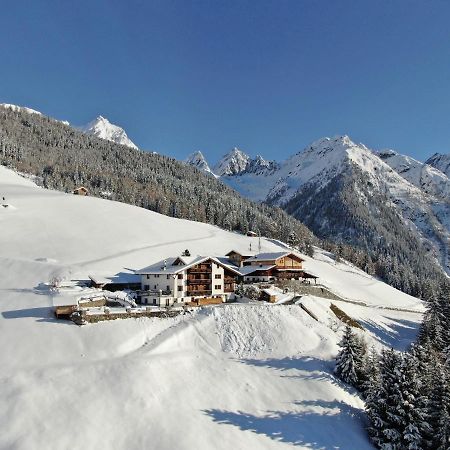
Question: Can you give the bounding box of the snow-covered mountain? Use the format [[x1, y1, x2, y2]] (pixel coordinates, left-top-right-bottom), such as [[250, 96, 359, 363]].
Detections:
[[80, 115, 138, 149], [185, 151, 215, 175], [426, 152, 450, 178], [213, 147, 251, 176], [210, 147, 279, 177], [0, 103, 70, 125], [197, 136, 450, 278], [377, 149, 450, 199], [0, 103, 43, 116]]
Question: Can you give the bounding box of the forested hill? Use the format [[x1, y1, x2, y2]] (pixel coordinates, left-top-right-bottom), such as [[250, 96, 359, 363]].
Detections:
[[0, 106, 314, 250]]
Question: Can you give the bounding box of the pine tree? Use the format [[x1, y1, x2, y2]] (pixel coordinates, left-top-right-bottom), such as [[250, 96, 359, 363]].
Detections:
[[428, 362, 450, 450], [361, 345, 380, 400], [366, 348, 404, 449], [335, 325, 361, 387], [398, 352, 430, 449]]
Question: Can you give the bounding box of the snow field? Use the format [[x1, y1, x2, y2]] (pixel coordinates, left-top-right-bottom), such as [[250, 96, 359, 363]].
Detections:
[[0, 166, 423, 449]]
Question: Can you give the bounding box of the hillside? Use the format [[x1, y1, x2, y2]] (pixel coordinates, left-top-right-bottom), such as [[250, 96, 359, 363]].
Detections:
[[0, 166, 424, 449], [0, 105, 313, 251]]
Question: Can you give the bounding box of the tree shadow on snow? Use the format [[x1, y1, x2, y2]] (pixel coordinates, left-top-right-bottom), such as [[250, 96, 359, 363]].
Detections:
[[357, 317, 420, 351], [1, 306, 74, 325], [204, 399, 372, 449], [240, 356, 343, 385]]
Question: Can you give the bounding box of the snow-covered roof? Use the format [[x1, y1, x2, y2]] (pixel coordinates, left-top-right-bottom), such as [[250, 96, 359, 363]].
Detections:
[[245, 251, 300, 262], [239, 265, 276, 275], [136, 256, 206, 275], [214, 257, 241, 272], [226, 249, 256, 257], [261, 287, 283, 296], [89, 272, 140, 285], [136, 256, 242, 275]]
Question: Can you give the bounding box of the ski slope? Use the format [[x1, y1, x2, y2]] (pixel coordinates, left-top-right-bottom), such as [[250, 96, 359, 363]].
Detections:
[[0, 166, 424, 449]]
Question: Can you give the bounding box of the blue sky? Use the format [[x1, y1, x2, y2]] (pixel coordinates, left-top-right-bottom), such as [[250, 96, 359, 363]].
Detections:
[[1, 0, 449, 162]]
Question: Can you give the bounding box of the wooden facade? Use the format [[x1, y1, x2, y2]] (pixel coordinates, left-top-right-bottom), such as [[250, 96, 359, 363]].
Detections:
[[226, 250, 254, 267]]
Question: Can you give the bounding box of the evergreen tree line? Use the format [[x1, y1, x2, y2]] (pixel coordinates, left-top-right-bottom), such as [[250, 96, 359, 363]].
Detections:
[[0, 108, 314, 251], [335, 282, 450, 449]]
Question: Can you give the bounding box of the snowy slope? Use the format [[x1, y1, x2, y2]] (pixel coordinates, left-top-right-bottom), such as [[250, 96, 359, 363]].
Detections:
[[0, 166, 424, 450], [80, 115, 138, 149], [426, 152, 450, 177], [378, 149, 450, 199]]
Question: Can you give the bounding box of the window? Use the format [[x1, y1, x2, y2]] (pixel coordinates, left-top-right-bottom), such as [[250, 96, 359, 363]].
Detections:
[[215, 274, 222, 279], [153, 299, 157, 305], [166, 285, 170, 291], [155, 274, 159, 278], [146, 274, 149, 279], [167, 274, 170, 279], [178, 286, 183, 291], [215, 285, 221, 290], [144, 285, 149, 291], [178, 274, 183, 279]]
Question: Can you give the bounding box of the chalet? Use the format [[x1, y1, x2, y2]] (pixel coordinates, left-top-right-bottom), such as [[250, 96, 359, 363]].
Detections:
[[73, 186, 89, 196], [136, 255, 241, 307], [225, 250, 255, 268], [239, 251, 317, 283]]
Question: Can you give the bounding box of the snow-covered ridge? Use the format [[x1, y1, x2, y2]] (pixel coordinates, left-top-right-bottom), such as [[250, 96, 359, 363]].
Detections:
[[185, 151, 216, 176], [192, 135, 450, 275], [80, 115, 138, 149], [0, 103, 137, 148], [426, 152, 450, 178], [213, 147, 251, 176], [0, 103, 43, 116], [377, 149, 450, 199]]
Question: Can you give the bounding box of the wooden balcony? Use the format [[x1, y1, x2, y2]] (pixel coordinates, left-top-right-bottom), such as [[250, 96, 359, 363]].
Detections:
[[276, 272, 303, 280], [187, 278, 211, 286]]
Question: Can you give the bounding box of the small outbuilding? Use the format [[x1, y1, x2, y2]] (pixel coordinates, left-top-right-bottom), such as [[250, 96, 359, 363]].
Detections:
[[259, 287, 283, 303], [73, 186, 89, 196]]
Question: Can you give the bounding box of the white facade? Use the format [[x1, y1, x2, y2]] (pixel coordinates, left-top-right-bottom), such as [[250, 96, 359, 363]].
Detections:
[[138, 257, 237, 307]]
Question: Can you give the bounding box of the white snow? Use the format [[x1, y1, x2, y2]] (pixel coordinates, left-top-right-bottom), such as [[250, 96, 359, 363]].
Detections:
[[0, 166, 424, 449], [213, 147, 251, 176], [185, 150, 217, 176], [80, 115, 138, 149], [0, 102, 43, 116]]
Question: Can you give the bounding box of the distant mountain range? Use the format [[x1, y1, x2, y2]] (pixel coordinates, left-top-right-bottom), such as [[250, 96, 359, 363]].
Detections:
[[186, 137, 450, 278], [1, 102, 447, 293]]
